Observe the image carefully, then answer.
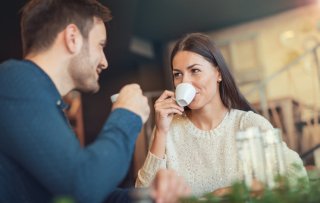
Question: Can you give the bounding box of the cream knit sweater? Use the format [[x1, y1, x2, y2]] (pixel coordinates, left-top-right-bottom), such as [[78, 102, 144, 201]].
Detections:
[[135, 109, 307, 196]]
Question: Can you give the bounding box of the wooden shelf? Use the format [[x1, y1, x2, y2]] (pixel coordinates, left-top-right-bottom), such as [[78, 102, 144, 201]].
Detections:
[[63, 91, 85, 146]]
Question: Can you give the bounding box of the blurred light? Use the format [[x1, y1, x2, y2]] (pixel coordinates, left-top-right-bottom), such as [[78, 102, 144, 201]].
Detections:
[[129, 37, 154, 59], [280, 30, 295, 46]]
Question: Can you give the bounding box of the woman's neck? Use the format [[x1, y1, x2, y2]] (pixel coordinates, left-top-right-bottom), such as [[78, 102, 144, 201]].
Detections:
[[187, 100, 229, 131]]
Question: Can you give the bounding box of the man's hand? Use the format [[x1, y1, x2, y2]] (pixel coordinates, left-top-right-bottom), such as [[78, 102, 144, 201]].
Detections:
[[151, 169, 191, 203], [112, 84, 150, 123]]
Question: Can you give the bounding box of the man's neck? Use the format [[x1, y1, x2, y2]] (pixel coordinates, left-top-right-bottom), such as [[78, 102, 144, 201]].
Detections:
[[25, 52, 74, 97]]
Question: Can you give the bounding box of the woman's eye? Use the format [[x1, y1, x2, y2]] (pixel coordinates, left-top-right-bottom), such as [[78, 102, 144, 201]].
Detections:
[[191, 69, 200, 73], [173, 72, 182, 78]]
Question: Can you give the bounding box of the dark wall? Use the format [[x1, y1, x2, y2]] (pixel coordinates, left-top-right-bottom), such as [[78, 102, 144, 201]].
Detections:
[[82, 0, 168, 144], [0, 1, 25, 61], [0, 1, 168, 146], [83, 57, 169, 143]]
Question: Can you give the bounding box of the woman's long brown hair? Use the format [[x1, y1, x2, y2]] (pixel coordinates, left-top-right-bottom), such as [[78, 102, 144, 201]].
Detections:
[[170, 32, 254, 112]]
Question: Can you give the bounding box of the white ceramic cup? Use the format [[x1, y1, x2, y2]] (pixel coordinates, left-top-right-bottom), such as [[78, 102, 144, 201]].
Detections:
[[110, 93, 119, 103], [175, 83, 196, 107]]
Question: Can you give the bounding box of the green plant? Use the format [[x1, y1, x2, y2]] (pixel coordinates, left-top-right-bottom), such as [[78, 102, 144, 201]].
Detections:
[[52, 196, 75, 203], [180, 168, 320, 203]]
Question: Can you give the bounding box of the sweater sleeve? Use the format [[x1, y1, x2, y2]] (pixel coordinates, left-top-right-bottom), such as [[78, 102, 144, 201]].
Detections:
[[282, 143, 308, 186], [135, 151, 166, 187], [135, 127, 167, 187]]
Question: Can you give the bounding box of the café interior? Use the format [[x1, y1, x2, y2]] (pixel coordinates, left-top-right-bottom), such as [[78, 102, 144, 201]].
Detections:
[[2, 0, 320, 197]]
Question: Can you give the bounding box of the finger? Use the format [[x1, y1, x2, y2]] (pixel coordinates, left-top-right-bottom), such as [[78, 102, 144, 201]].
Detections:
[[175, 176, 189, 198], [156, 90, 175, 103], [157, 97, 180, 106], [153, 171, 169, 203], [156, 106, 184, 115], [155, 99, 184, 112], [155, 103, 183, 114], [126, 83, 141, 89], [183, 185, 191, 197], [120, 83, 142, 95], [157, 109, 183, 119], [156, 170, 177, 203]]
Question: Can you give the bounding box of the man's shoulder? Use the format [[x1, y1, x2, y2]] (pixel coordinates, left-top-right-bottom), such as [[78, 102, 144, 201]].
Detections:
[[0, 59, 52, 99], [0, 59, 29, 69], [0, 59, 37, 80]]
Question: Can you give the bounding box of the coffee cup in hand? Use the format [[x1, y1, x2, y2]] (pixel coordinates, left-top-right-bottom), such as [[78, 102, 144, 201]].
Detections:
[[109, 84, 150, 124], [175, 83, 196, 107], [110, 93, 119, 103]]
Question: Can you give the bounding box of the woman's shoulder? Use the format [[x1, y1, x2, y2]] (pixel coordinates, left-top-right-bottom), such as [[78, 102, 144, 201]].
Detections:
[[230, 109, 273, 131], [230, 108, 267, 121]]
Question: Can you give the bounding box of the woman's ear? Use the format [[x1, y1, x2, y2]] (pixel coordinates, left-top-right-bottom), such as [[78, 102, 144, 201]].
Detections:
[[217, 69, 222, 82], [64, 24, 83, 54]]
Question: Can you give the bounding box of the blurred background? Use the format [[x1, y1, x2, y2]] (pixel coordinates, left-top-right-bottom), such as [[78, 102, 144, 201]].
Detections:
[[1, 0, 320, 186]]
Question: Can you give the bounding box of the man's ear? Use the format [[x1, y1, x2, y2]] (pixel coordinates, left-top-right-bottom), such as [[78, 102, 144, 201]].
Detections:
[[64, 24, 83, 54]]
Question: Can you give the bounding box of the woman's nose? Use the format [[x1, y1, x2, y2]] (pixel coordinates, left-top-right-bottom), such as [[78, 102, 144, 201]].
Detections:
[[182, 75, 191, 83]]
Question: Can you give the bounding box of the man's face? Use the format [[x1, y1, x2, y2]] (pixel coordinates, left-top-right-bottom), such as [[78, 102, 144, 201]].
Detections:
[[69, 18, 108, 93]]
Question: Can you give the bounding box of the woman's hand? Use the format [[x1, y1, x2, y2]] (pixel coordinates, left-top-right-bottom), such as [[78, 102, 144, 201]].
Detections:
[[212, 186, 232, 197], [212, 180, 264, 198], [150, 90, 184, 158], [154, 90, 184, 135]]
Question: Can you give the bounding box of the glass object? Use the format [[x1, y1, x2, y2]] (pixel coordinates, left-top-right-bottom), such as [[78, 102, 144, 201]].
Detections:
[[129, 188, 153, 203], [236, 127, 266, 188], [262, 128, 287, 188]]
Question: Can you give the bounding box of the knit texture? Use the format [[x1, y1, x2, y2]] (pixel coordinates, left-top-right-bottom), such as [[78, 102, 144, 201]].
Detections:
[[136, 109, 307, 196]]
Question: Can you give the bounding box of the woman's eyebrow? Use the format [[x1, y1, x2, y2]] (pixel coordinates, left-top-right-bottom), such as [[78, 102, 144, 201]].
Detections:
[[173, 64, 200, 71]]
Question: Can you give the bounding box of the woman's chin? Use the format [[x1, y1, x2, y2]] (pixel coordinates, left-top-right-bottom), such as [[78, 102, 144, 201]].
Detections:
[[187, 103, 197, 109]]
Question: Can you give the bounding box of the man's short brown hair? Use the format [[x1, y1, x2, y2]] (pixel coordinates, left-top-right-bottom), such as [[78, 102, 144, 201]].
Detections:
[[21, 0, 112, 56]]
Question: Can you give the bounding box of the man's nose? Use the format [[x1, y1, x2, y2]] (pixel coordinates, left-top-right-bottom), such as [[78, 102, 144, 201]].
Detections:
[[101, 53, 108, 69]]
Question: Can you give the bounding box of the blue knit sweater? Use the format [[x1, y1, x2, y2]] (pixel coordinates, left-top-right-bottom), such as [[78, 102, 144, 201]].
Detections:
[[0, 60, 142, 203]]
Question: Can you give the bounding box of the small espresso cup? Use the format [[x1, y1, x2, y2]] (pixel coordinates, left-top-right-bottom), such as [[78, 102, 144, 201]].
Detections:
[[175, 83, 196, 107], [110, 93, 119, 103]]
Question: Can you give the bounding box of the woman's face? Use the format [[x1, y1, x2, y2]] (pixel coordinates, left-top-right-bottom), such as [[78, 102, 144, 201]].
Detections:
[[172, 50, 221, 109]]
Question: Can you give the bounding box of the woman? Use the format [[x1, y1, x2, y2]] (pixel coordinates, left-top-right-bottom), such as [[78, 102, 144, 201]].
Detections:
[[135, 33, 307, 196]]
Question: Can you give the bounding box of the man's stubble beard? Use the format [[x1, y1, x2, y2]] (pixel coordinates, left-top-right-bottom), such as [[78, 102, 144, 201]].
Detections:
[[69, 43, 100, 93]]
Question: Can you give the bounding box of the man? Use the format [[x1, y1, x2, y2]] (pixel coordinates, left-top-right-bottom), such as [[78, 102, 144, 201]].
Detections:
[[0, 0, 190, 202]]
